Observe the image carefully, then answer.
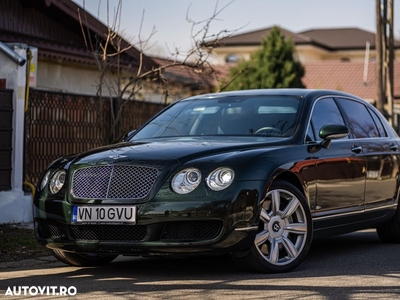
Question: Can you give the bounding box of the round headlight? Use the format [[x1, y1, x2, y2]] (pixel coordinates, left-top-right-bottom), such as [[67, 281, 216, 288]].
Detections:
[[171, 168, 201, 194], [40, 170, 51, 191], [49, 170, 66, 194], [207, 167, 235, 191]]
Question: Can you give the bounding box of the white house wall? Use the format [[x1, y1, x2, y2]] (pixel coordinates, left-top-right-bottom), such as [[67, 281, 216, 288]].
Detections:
[[0, 46, 32, 224], [37, 61, 167, 103], [37, 60, 106, 96]]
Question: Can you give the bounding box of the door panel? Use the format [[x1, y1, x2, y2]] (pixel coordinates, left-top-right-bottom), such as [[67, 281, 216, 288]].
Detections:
[[309, 97, 366, 228], [362, 139, 399, 209], [335, 98, 400, 218], [314, 140, 365, 220]]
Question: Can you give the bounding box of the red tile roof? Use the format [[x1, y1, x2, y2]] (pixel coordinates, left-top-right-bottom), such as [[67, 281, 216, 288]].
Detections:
[[212, 61, 400, 101], [150, 57, 215, 91], [302, 61, 400, 99]]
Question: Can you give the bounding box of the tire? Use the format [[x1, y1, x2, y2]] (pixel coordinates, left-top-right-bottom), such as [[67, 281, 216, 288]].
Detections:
[[50, 249, 118, 267], [232, 180, 312, 273], [376, 203, 400, 243]]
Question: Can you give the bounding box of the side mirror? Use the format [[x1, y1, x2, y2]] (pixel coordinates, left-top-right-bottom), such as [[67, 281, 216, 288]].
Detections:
[[122, 129, 136, 142], [319, 124, 349, 149]]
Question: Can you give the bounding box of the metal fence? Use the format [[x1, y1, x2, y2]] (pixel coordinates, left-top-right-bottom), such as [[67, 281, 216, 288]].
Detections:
[[24, 89, 165, 186]]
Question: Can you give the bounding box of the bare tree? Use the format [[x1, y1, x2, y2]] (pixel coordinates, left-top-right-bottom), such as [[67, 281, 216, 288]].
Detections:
[[77, 0, 239, 143]]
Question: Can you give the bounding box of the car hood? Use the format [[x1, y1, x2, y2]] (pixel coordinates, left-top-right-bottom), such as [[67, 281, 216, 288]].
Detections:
[[70, 136, 287, 167]]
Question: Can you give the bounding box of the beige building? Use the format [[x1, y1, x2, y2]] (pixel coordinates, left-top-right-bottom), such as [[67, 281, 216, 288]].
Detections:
[[210, 26, 399, 65]]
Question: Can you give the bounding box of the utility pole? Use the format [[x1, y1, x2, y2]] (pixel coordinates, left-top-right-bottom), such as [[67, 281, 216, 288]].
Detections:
[[375, 0, 395, 126], [388, 0, 395, 127], [375, 0, 384, 115]]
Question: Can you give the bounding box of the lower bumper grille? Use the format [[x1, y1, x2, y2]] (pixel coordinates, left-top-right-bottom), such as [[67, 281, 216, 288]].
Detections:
[[37, 220, 223, 243], [161, 221, 222, 241], [37, 220, 66, 241], [69, 225, 147, 241], [37, 220, 147, 241]]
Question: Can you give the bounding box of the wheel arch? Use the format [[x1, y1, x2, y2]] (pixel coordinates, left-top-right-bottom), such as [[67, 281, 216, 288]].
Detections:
[[273, 171, 311, 206]]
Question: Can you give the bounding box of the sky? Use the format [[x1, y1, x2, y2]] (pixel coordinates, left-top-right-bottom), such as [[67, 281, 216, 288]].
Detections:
[[72, 0, 400, 57]]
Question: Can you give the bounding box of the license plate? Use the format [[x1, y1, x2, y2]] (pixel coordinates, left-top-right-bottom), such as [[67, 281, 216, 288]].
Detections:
[[72, 206, 136, 224]]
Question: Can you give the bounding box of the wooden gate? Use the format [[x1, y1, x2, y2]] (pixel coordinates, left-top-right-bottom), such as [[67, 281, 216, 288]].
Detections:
[[24, 89, 165, 186]]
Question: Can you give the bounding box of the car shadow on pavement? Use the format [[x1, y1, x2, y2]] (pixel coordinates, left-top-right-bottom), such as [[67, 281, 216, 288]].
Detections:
[[1, 229, 399, 299]]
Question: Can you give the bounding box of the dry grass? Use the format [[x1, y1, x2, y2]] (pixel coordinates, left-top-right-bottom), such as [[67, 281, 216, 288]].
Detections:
[[0, 224, 50, 262]]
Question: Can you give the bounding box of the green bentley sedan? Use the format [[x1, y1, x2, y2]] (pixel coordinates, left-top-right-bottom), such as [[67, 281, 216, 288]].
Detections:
[[33, 89, 400, 273]]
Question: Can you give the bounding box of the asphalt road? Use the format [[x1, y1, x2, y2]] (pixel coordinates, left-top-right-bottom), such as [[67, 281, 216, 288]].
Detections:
[[1, 229, 400, 299]]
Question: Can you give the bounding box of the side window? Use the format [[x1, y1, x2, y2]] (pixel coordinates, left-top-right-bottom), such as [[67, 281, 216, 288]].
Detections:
[[337, 98, 379, 138], [368, 107, 387, 137], [310, 98, 346, 141], [225, 54, 239, 63]]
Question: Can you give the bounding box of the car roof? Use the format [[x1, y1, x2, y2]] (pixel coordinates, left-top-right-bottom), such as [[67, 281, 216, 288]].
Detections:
[[182, 89, 364, 102]]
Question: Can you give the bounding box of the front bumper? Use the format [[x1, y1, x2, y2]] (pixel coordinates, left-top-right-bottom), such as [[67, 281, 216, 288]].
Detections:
[[34, 218, 257, 256], [33, 183, 263, 256]]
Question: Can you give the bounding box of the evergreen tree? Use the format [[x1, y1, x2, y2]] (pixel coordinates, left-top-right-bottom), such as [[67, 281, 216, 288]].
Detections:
[[221, 27, 305, 91]]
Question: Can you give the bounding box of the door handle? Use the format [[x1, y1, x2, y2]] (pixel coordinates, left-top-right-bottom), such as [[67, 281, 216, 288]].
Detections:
[[389, 144, 399, 151], [351, 145, 363, 153]]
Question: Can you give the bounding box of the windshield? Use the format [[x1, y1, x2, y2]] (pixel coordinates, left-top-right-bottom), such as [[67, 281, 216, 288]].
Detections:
[[132, 95, 301, 140]]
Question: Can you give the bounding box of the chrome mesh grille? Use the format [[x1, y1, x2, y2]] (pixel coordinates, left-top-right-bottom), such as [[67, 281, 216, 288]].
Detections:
[[71, 165, 158, 200]]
